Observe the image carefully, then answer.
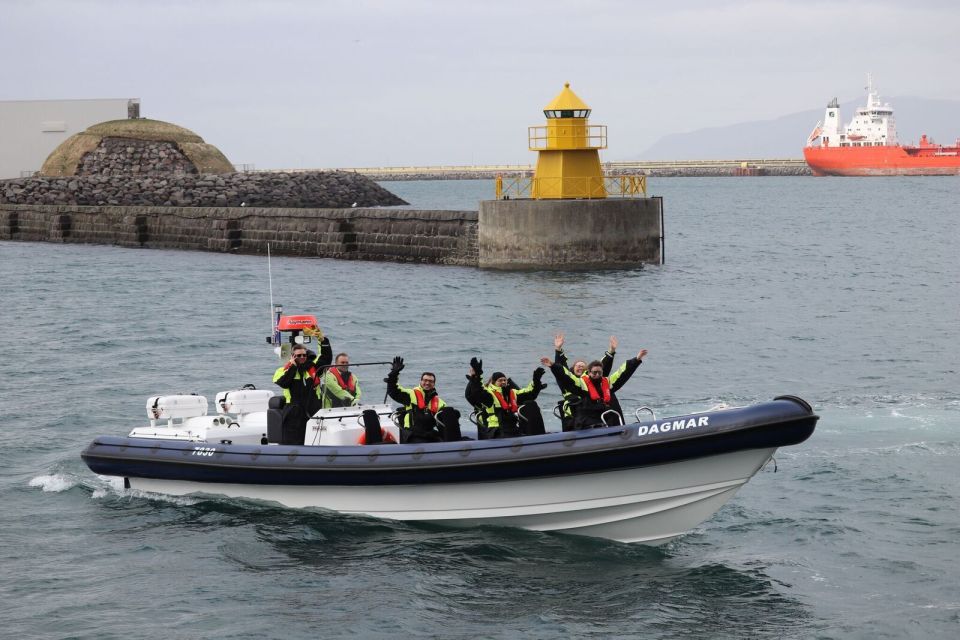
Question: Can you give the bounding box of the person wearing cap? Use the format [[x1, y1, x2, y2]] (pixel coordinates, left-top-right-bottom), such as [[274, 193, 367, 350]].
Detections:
[[465, 357, 547, 439], [385, 356, 461, 443], [320, 352, 362, 408], [542, 346, 648, 430], [552, 333, 617, 431]]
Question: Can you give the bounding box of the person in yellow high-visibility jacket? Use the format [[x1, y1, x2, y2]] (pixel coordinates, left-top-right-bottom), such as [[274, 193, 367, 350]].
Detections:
[[271, 337, 331, 444], [320, 352, 362, 408], [542, 346, 648, 430], [464, 357, 546, 439], [385, 356, 461, 443]]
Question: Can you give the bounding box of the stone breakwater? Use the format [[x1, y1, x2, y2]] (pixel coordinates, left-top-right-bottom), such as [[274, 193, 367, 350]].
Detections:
[[0, 171, 406, 208], [352, 165, 812, 181], [0, 204, 477, 266], [629, 166, 811, 177]]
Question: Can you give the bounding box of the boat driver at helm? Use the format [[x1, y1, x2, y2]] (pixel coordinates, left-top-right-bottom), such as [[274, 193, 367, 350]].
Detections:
[[542, 346, 648, 430], [385, 356, 462, 443], [320, 352, 362, 408]]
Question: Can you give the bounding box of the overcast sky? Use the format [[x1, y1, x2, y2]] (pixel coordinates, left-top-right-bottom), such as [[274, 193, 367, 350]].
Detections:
[[3, 0, 959, 168]]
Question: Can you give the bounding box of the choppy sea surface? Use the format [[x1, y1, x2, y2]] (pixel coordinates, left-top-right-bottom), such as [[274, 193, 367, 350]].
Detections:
[[1, 177, 958, 639]]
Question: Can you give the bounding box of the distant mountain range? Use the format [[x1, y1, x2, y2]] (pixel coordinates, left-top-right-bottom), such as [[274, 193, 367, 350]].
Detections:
[[635, 97, 960, 160]]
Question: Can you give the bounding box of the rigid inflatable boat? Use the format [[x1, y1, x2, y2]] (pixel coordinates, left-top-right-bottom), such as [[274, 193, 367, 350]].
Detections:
[[81, 390, 817, 544], [81, 308, 819, 544]]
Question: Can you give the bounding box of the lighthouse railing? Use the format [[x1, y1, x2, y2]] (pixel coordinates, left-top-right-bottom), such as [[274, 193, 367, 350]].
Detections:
[[496, 174, 647, 199], [528, 125, 607, 150]]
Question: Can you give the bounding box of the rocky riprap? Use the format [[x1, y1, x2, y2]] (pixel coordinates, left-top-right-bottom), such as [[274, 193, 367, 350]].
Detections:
[[39, 118, 235, 177], [0, 171, 407, 208], [77, 138, 199, 176]]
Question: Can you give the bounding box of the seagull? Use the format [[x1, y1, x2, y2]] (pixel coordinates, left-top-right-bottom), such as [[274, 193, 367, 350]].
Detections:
[[351, 202, 357, 207]]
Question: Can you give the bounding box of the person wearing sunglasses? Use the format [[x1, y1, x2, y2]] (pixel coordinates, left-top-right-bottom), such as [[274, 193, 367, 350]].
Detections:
[[541, 345, 648, 430], [551, 333, 617, 431], [272, 336, 332, 444]]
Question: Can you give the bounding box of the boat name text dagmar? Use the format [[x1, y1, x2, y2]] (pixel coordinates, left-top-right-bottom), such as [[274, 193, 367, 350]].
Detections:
[[638, 416, 709, 436]]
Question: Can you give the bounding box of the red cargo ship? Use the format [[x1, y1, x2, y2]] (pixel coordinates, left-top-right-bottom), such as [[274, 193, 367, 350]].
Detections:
[[803, 75, 960, 176]]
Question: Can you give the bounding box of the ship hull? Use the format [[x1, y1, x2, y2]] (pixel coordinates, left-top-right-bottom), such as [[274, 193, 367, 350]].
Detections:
[[804, 146, 960, 176]]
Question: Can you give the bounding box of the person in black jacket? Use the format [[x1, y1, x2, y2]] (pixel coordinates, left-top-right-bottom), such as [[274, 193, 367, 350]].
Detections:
[[271, 337, 332, 444], [542, 346, 648, 430], [552, 333, 617, 431], [385, 356, 461, 443], [464, 357, 547, 439]]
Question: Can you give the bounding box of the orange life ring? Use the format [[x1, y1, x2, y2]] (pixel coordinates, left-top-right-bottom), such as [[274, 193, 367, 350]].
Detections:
[[358, 430, 397, 445]]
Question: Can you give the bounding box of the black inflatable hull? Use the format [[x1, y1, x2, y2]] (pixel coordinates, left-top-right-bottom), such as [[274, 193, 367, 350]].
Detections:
[[82, 396, 817, 486]]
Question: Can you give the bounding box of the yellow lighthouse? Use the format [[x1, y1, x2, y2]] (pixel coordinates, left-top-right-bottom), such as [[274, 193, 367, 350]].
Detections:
[[530, 83, 607, 199], [482, 83, 660, 269]]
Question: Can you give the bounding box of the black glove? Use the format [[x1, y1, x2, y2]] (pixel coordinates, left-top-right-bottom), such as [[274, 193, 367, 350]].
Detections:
[[391, 356, 405, 373], [470, 357, 483, 377], [533, 367, 545, 383]]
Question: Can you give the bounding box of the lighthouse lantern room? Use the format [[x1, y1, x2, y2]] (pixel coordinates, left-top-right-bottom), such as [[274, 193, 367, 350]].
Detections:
[[529, 83, 608, 199]]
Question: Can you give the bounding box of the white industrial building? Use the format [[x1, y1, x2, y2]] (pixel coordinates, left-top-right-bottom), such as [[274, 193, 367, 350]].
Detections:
[[0, 98, 139, 179]]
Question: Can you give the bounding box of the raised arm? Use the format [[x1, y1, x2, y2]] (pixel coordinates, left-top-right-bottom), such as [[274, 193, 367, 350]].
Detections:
[[553, 333, 571, 371], [273, 358, 299, 388], [464, 357, 493, 408], [601, 335, 618, 376], [542, 357, 582, 395], [314, 336, 332, 368], [609, 348, 648, 392], [385, 356, 408, 404], [516, 367, 547, 403]]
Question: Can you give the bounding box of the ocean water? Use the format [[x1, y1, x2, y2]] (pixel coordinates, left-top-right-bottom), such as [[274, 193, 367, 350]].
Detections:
[[1, 176, 958, 639]]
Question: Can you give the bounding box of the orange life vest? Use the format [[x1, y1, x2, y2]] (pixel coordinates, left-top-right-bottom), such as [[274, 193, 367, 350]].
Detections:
[[329, 367, 356, 393], [491, 387, 519, 413], [413, 388, 441, 414], [583, 375, 612, 404]]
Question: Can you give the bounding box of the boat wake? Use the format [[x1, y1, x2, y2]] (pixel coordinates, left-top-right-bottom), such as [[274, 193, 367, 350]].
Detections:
[[28, 474, 78, 493]]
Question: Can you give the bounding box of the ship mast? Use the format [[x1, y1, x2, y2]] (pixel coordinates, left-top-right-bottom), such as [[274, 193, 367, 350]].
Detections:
[[865, 72, 879, 111]]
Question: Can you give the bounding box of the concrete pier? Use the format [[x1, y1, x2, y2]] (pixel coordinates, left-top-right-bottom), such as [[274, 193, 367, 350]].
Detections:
[[0, 204, 478, 266], [478, 198, 662, 269], [1, 198, 664, 269]]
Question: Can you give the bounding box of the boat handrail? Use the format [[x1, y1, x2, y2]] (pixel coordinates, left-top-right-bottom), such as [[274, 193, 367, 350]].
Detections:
[[634, 406, 656, 422], [389, 408, 403, 428], [601, 409, 624, 426]]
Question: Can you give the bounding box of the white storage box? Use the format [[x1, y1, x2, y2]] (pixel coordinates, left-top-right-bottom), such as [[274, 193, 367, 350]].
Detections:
[[215, 389, 274, 415], [146, 395, 208, 420]]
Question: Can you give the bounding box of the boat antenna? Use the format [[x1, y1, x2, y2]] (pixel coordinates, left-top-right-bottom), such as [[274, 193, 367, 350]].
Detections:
[[267, 242, 283, 356], [267, 244, 282, 353], [268, 242, 275, 330]]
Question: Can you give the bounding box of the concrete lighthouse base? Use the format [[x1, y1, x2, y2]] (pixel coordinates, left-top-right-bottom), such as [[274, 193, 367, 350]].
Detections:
[[477, 197, 663, 269]]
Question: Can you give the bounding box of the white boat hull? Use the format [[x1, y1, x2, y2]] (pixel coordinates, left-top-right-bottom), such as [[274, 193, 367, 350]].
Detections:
[[127, 447, 774, 544]]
